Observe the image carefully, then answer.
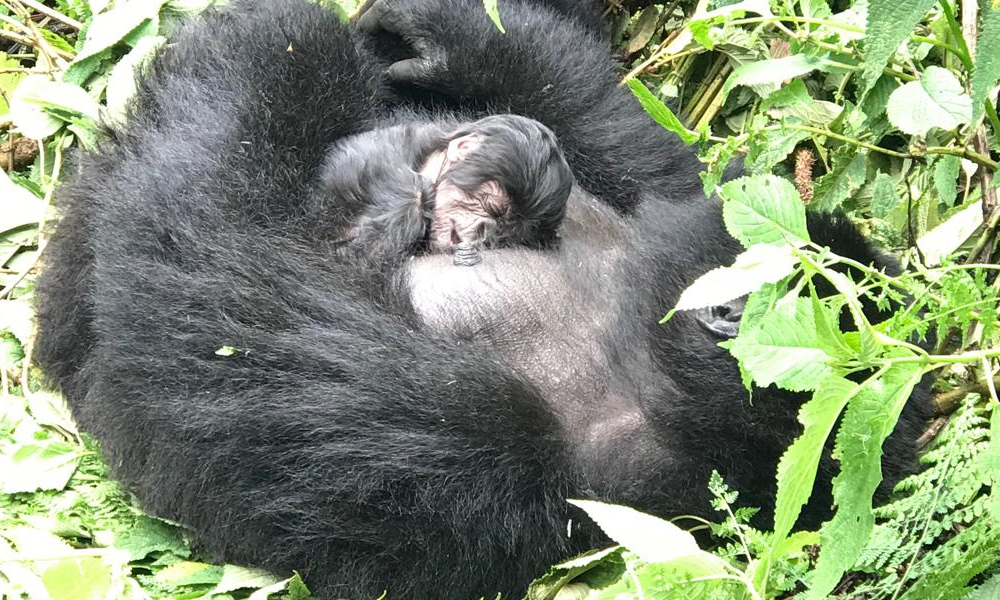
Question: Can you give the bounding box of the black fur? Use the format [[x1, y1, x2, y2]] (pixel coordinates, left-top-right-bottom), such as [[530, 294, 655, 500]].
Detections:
[[34, 1, 930, 599]]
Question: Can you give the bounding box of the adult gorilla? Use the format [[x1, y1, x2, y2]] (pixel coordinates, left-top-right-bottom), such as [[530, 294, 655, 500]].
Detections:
[[34, 0, 929, 598]]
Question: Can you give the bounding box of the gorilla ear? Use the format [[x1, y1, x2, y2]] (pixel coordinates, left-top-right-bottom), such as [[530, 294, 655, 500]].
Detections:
[[694, 297, 746, 339], [446, 134, 482, 162]]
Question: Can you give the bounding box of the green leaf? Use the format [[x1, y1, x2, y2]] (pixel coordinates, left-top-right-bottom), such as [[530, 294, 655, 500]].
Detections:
[[887, 67, 973, 136], [719, 175, 810, 248], [0, 441, 79, 493], [723, 54, 830, 98], [673, 244, 798, 312], [153, 561, 223, 588], [567, 499, 703, 563], [64, 0, 168, 85], [0, 170, 45, 235], [971, 6, 1000, 123], [42, 556, 122, 600], [860, 0, 937, 95], [210, 565, 283, 595], [115, 516, 190, 561], [8, 75, 100, 139], [870, 172, 901, 218], [771, 376, 860, 545], [811, 146, 867, 212], [482, 0, 505, 33], [933, 155, 962, 207], [747, 126, 811, 173], [626, 79, 698, 145], [983, 407, 1000, 523], [916, 199, 984, 265], [728, 298, 840, 392], [808, 360, 924, 599]]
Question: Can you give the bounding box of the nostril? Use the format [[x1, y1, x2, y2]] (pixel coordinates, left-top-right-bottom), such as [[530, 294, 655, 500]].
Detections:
[[475, 222, 486, 240], [450, 227, 461, 245]]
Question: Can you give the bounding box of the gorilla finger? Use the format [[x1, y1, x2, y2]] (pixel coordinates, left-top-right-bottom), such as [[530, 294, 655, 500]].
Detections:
[[387, 58, 439, 86], [356, 0, 394, 33]]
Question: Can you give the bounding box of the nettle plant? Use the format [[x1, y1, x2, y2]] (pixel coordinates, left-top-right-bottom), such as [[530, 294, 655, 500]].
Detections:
[[537, 175, 1000, 600]]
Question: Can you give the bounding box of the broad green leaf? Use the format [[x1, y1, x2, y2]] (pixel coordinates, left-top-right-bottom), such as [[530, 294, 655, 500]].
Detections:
[[8, 75, 100, 139], [808, 360, 924, 598], [42, 556, 123, 600], [65, 0, 168, 84], [723, 54, 830, 98], [811, 146, 867, 212], [0, 441, 79, 493], [771, 376, 860, 546], [728, 298, 840, 392], [870, 172, 901, 218], [719, 175, 810, 248], [525, 547, 626, 600], [115, 516, 190, 561], [626, 79, 698, 145], [673, 244, 797, 312], [567, 499, 702, 563], [917, 200, 984, 265], [0, 52, 25, 114], [934, 155, 962, 207], [887, 67, 973, 136], [747, 126, 810, 173], [860, 0, 937, 95], [971, 7, 1000, 122], [483, 0, 505, 33]]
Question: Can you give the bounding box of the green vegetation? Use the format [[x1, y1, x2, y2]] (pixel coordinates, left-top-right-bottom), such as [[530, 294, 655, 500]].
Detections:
[[2, 0, 999, 599]]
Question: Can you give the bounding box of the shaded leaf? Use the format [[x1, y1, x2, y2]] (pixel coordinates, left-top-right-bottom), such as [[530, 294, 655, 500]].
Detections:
[[723, 54, 831, 97], [870, 172, 901, 218], [483, 0, 505, 33], [860, 0, 937, 95], [567, 499, 701, 563], [971, 6, 1000, 122], [887, 67, 972, 136], [934, 155, 962, 207]]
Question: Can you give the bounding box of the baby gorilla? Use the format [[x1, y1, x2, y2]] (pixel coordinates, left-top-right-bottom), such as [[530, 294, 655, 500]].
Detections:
[[315, 114, 573, 265]]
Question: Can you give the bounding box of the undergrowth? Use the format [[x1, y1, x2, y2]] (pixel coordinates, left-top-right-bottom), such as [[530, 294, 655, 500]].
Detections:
[[1, 0, 999, 599]]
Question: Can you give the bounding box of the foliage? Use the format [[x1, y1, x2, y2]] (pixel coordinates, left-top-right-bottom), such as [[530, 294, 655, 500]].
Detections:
[[3, 0, 1000, 599]]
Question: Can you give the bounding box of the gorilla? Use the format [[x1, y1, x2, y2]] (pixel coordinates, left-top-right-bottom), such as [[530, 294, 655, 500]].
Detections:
[[33, 0, 930, 598], [317, 114, 573, 264]]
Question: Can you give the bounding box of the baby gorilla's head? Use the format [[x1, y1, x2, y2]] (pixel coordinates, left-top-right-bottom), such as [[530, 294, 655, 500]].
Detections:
[[420, 115, 574, 253]]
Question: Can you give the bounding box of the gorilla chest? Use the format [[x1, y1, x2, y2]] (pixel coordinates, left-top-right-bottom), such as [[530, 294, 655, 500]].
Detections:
[[406, 251, 633, 411]]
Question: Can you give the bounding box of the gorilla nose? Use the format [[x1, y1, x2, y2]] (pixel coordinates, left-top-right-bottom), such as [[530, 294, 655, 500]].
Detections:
[[695, 297, 746, 339]]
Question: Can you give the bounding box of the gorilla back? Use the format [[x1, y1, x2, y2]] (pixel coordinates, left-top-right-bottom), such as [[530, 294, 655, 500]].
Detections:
[[34, 1, 929, 599]]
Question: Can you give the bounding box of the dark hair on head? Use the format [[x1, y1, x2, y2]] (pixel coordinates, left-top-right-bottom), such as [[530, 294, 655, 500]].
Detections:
[[441, 114, 574, 248]]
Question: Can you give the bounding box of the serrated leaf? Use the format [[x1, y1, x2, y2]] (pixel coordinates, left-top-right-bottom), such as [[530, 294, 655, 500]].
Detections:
[[674, 244, 797, 311], [567, 499, 702, 563], [808, 361, 924, 599], [860, 0, 937, 95], [723, 54, 830, 98], [971, 7, 1000, 123], [887, 67, 973, 136], [747, 126, 810, 173], [115, 516, 190, 561], [210, 565, 282, 595], [728, 298, 840, 391], [811, 146, 867, 212], [0, 441, 79, 493], [934, 155, 961, 207], [772, 376, 861, 545], [719, 175, 810, 248], [8, 75, 100, 139], [870, 172, 901, 218], [626, 79, 698, 145]]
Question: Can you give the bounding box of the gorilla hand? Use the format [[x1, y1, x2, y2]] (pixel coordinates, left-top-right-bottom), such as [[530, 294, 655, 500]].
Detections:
[[356, 0, 456, 89]]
